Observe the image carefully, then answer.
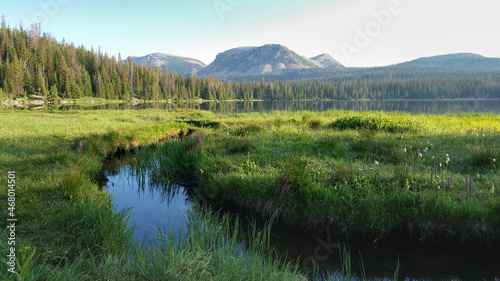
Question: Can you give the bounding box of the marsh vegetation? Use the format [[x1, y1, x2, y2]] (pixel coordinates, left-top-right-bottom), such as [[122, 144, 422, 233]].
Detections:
[[1, 109, 499, 280]]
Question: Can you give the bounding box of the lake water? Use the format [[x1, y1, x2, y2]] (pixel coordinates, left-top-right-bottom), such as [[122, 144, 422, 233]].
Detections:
[[24, 99, 500, 114], [103, 163, 500, 280]]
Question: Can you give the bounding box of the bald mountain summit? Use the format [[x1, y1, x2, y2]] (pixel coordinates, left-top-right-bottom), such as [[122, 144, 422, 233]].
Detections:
[[197, 44, 344, 80], [126, 53, 206, 75]]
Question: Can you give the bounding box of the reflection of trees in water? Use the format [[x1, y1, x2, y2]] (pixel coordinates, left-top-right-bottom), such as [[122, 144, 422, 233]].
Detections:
[[104, 163, 193, 206], [49, 100, 500, 114]]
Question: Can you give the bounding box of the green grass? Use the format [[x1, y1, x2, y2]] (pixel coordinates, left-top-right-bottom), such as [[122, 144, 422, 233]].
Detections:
[[141, 110, 500, 243], [1, 109, 356, 280], [0, 108, 497, 280]]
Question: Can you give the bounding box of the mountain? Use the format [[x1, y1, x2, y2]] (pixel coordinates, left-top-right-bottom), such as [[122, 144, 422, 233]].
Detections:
[[310, 53, 343, 69], [198, 44, 343, 79], [126, 53, 206, 75], [398, 53, 500, 70]]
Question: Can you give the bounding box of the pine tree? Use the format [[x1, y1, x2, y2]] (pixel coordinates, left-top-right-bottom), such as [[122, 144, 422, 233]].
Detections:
[[50, 84, 59, 103], [12, 54, 24, 97]]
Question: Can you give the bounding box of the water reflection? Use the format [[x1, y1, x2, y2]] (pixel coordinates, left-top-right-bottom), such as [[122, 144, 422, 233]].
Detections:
[[101, 160, 500, 280], [103, 164, 193, 243], [19, 99, 500, 114]]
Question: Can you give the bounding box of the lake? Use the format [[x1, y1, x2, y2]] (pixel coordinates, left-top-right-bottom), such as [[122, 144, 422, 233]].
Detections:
[[21, 99, 500, 114]]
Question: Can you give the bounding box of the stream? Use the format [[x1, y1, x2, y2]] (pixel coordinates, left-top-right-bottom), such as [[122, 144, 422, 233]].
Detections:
[[101, 162, 500, 281]]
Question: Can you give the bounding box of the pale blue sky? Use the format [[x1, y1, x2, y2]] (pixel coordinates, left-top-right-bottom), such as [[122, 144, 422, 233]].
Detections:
[[2, 0, 499, 67]]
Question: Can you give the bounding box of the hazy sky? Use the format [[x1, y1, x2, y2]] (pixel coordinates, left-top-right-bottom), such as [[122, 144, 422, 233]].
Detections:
[[2, 0, 499, 67]]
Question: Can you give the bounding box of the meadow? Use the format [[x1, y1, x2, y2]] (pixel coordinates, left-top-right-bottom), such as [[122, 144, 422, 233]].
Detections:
[[140, 110, 500, 243], [1, 108, 499, 280]]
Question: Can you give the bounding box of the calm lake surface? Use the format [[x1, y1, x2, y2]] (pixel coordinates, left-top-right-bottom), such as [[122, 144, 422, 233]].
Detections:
[[103, 164, 500, 281], [23, 99, 500, 114]]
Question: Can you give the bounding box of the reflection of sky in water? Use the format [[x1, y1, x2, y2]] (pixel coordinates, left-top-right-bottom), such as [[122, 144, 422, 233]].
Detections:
[[102, 161, 500, 280], [49, 99, 500, 114], [104, 166, 192, 244]]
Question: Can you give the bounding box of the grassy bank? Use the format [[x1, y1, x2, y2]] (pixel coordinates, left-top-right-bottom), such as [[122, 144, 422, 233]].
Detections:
[[0, 109, 313, 280], [141, 110, 500, 243]]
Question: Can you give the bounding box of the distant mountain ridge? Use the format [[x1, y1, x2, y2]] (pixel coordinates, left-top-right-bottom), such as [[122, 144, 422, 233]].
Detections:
[[197, 44, 344, 79], [397, 53, 500, 70], [126, 48, 500, 81], [126, 53, 206, 75]]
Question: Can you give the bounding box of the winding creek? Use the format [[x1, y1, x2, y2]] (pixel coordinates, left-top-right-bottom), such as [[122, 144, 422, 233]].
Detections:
[[101, 160, 500, 280]]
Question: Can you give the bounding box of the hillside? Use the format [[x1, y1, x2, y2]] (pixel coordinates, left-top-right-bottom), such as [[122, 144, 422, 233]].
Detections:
[[126, 53, 206, 75], [397, 53, 500, 70]]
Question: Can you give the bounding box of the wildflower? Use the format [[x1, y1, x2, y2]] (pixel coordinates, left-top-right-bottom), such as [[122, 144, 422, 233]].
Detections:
[[448, 178, 451, 190], [355, 178, 358, 181], [494, 159, 496, 163], [441, 180, 445, 189], [418, 153, 422, 158], [370, 167, 374, 170], [374, 161, 379, 165], [403, 148, 407, 153], [200, 169, 204, 174], [359, 168, 363, 171], [446, 154, 449, 157], [439, 163, 442, 168], [198, 134, 205, 147], [418, 185, 421, 191]]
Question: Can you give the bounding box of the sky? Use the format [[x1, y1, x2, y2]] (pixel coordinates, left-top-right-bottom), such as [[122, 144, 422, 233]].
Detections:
[[2, 0, 500, 67]]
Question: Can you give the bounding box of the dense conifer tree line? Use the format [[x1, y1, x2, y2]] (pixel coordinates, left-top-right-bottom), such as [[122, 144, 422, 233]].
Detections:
[[1, 18, 499, 102]]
